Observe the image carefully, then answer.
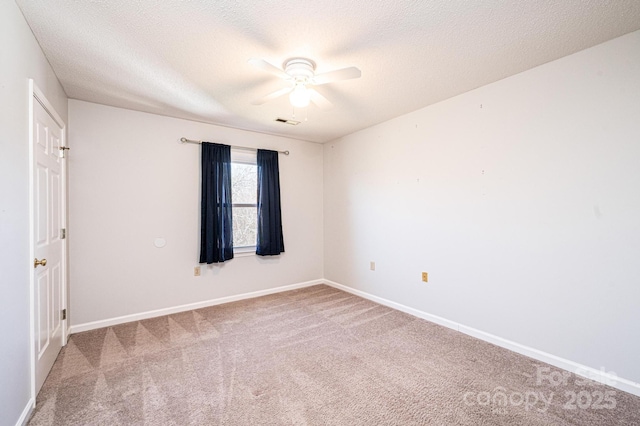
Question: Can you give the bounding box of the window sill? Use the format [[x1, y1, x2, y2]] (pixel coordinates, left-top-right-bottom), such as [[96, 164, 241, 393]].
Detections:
[[234, 247, 256, 257]]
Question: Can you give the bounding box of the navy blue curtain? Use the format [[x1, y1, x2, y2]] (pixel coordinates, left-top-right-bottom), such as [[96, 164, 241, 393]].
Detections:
[[256, 149, 285, 256], [199, 142, 234, 263]]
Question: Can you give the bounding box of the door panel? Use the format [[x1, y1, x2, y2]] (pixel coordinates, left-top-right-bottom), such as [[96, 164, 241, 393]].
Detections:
[[50, 172, 60, 241], [51, 263, 62, 339], [35, 164, 48, 246], [36, 269, 50, 357], [33, 96, 65, 395]]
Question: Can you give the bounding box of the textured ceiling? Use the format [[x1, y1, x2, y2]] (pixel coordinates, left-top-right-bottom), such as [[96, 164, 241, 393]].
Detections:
[[16, 0, 640, 143]]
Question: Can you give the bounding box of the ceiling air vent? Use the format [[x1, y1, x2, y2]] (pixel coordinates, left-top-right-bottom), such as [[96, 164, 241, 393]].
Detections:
[[275, 117, 300, 126]]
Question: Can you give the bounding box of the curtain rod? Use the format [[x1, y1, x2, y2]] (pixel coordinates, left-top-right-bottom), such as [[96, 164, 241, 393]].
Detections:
[[180, 137, 290, 155]]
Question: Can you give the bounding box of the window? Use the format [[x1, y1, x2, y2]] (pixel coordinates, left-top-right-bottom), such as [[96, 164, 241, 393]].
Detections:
[[231, 150, 257, 251]]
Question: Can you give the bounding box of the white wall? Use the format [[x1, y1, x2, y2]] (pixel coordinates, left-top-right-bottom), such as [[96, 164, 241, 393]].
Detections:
[[68, 101, 323, 326], [324, 30, 640, 385], [0, 1, 68, 425]]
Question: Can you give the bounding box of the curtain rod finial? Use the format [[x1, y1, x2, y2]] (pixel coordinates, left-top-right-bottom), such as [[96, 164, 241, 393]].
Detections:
[[180, 137, 187, 143]]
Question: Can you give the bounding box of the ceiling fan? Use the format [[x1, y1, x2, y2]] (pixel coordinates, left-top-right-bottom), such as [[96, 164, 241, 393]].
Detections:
[[249, 57, 361, 110]]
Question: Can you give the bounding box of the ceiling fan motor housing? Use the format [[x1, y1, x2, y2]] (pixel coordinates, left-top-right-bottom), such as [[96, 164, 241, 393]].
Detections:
[[283, 58, 316, 82]]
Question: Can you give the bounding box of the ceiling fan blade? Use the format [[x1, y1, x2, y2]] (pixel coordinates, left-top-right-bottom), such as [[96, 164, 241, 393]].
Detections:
[[309, 88, 333, 111], [312, 67, 361, 85], [251, 87, 293, 105], [248, 58, 290, 80]]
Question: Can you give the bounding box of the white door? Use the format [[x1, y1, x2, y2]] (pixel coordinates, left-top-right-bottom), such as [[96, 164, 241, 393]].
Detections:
[[31, 87, 66, 395]]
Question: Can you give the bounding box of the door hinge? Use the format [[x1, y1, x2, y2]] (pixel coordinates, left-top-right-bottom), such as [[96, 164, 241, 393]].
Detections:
[[62, 309, 67, 320], [61, 228, 66, 239], [58, 146, 70, 158]]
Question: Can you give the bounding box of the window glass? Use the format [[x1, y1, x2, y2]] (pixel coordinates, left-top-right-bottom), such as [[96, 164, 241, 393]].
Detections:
[[231, 163, 257, 204], [232, 206, 257, 248], [231, 151, 257, 248]]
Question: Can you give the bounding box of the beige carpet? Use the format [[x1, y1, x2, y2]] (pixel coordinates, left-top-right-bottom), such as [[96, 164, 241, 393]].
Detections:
[[28, 285, 640, 425]]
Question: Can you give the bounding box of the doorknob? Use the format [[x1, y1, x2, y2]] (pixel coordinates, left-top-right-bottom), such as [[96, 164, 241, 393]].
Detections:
[[34, 258, 47, 268]]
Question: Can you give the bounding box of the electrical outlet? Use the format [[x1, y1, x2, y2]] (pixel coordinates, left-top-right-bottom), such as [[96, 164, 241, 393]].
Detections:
[[194, 266, 201, 276], [422, 272, 428, 282], [370, 261, 375, 271]]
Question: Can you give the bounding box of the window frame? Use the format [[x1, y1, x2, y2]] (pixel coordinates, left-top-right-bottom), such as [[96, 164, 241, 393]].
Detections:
[[230, 149, 258, 253]]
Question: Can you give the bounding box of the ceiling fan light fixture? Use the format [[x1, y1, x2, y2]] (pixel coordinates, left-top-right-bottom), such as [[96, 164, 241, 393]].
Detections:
[[249, 56, 360, 111], [289, 83, 311, 108]]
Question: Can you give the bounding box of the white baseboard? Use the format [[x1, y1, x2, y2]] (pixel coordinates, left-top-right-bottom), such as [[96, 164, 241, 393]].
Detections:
[[16, 398, 34, 426], [70, 279, 323, 334], [323, 279, 640, 398]]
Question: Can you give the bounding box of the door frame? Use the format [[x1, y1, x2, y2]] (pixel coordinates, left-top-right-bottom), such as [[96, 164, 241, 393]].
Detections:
[[28, 79, 69, 400]]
